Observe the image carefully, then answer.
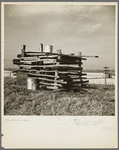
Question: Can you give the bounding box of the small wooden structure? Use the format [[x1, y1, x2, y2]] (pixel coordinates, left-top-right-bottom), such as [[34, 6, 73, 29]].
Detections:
[[12, 44, 98, 91]]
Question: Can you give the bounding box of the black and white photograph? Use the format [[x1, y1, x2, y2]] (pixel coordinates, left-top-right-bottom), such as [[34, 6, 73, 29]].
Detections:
[[3, 3, 116, 116], [2, 2, 118, 148]]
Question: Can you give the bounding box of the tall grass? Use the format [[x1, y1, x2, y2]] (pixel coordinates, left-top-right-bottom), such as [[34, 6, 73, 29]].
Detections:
[[4, 77, 115, 116]]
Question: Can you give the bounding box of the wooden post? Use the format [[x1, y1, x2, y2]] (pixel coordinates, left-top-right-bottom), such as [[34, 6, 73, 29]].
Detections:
[[54, 70, 58, 90], [78, 59, 83, 87], [78, 52, 82, 57], [103, 67, 109, 86], [57, 49, 62, 54], [40, 43, 43, 52], [21, 44, 26, 57], [78, 52, 82, 87]]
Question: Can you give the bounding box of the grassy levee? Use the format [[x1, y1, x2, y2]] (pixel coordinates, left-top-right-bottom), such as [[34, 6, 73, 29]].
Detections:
[[4, 77, 115, 116]]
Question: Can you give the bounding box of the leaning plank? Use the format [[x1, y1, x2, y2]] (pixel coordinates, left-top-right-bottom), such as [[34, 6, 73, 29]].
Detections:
[[38, 77, 67, 84], [58, 71, 79, 75], [28, 73, 59, 78], [29, 69, 56, 73], [40, 81, 62, 87], [46, 86, 58, 90]]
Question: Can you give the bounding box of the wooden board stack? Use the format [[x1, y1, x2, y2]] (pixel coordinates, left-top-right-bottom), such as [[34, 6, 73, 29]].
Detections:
[[12, 44, 89, 91]]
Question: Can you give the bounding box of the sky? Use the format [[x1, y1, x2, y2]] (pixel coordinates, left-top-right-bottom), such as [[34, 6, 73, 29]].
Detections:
[[4, 3, 116, 70]]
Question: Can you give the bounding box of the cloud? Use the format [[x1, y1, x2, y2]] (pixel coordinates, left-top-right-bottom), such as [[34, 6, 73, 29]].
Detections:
[[5, 4, 104, 18], [89, 5, 103, 12], [87, 23, 102, 32]]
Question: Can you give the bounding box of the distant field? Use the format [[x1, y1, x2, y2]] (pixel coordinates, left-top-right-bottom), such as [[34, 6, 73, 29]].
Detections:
[[4, 77, 115, 116]]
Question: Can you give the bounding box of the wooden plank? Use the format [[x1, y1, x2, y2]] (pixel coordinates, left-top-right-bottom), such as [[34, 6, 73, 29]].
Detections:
[[54, 70, 58, 89], [20, 64, 82, 69], [60, 54, 83, 61], [28, 73, 59, 78], [57, 59, 82, 65], [40, 81, 62, 87], [19, 55, 58, 59], [58, 71, 79, 75], [20, 57, 39, 61], [46, 86, 58, 90], [26, 52, 58, 55], [20, 61, 43, 65], [17, 53, 87, 60], [29, 69, 56, 73], [38, 77, 67, 84], [20, 59, 57, 65]]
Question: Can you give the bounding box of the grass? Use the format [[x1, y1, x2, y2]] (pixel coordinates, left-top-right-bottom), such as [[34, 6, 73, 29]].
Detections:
[[4, 77, 115, 116]]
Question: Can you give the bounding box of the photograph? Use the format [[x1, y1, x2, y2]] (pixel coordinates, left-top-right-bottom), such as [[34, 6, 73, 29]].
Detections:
[[3, 3, 116, 116], [2, 2, 118, 149]]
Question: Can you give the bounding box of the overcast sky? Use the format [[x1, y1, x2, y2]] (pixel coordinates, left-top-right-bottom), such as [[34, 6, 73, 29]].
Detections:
[[4, 3, 116, 70]]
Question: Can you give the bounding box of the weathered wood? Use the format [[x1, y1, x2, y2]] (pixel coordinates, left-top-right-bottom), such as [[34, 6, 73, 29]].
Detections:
[[38, 77, 67, 84], [57, 59, 82, 65], [20, 60, 43, 65], [58, 71, 79, 75], [21, 45, 26, 57], [18, 54, 58, 59], [20, 64, 82, 69], [40, 81, 62, 87], [60, 54, 85, 61], [54, 70, 58, 89], [46, 86, 58, 90], [28, 72, 59, 78], [20, 57, 39, 61]]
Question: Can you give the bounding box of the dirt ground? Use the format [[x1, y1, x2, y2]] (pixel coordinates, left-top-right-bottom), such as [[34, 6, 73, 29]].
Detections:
[[4, 77, 115, 116]]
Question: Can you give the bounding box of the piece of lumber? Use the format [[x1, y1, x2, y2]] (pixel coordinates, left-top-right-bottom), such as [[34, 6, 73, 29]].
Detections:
[[69, 76, 80, 79], [40, 81, 62, 87], [60, 54, 85, 61], [58, 71, 79, 75], [57, 59, 82, 65], [38, 77, 67, 84], [35, 70, 56, 73], [26, 52, 58, 55], [28, 73, 59, 78], [46, 86, 58, 90], [19, 64, 82, 69], [18, 54, 58, 59]]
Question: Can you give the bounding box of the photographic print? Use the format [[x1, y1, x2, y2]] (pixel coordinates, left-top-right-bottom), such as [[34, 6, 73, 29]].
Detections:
[[1, 2, 118, 148], [3, 3, 116, 116]]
